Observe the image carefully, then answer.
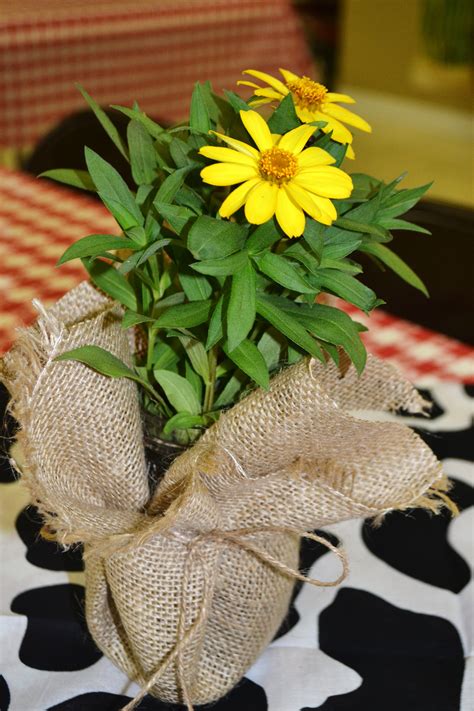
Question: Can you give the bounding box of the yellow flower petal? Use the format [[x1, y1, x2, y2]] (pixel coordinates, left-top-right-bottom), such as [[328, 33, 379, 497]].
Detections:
[[211, 131, 259, 159], [294, 104, 320, 124], [200, 163, 258, 186], [254, 88, 283, 100], [248, 98, 272, 108], [278, 67, 300, 84], [237, 80, 260, 89], [276, 187, 305, 238], [346, 144, 355, 160], [294, 168, 353, 199], [240, 110, 273, 152], [199, 146, 257, 167], [312, 111, 353, 144], [312, 196, 338, 222], [297, 146, 335, 169], [244, 180, 278, 224], [323, 103, 372, 132], [243, 69, 288, 96], [219, 178, 260, 218], [277, 124, 316, 155], [325, 92, 356, 104], [285, 182, 325, 222]]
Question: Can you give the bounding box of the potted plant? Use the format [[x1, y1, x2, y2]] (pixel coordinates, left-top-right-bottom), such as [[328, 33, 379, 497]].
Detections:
[[1, 70, 454, 710]]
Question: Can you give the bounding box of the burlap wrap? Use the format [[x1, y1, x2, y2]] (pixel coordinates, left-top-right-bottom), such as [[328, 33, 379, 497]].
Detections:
[[1, 281, 453, 707]]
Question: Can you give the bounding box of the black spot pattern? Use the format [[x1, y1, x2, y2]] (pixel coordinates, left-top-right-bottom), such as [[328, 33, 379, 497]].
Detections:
[[48, 678, 267, 710], [416, 424, 474, 462], [16, 506, 84, 572], [0, 383, 17, 485], [362, 477, 473, 593], [273, 531, 339, 640], [307, 588, 464, 711], [10, 584, 102, 671], [0, 676, 10, 711]]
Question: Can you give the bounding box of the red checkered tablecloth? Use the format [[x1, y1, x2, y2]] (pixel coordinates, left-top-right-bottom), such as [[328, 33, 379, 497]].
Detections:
[[0, 0, 313, 153], [1, 167, 473, 384]]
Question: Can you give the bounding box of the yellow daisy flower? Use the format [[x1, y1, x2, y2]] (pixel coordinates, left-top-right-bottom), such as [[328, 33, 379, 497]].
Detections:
[[238, 68, 371, 159], [199, 110, 352, 239]]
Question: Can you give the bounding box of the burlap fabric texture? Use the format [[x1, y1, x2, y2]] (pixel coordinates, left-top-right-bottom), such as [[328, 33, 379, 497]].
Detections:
[[1, 281, 454, 709]]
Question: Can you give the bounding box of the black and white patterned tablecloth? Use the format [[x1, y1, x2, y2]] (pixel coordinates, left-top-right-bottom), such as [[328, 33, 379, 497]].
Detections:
[[1, 384, 472, 711]]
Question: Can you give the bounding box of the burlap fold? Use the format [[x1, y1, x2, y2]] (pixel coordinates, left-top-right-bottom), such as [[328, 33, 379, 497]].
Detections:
[[1, 282, 452, 707]]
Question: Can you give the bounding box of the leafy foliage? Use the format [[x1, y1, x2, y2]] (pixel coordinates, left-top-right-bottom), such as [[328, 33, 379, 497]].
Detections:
[[51, 81, 430, 443]]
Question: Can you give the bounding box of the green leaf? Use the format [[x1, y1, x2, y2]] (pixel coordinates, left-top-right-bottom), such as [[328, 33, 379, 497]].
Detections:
[[154, 202, 195, 234], [360, 242, 429, 296], [135, 239, 172, 267], [342, 191, 381, 224], [206, 297, 224, 350], [284, 241, 321, 274], [223, 339, 269, 390], [179, 337, 210, 384], [179, 272, 212, 301], [162, 412, 206, 436], [295, 302, 366, 373], [261, 295, 366, 372], [379, 183, 431, 218], [335, 217, 390, 241], [257, 329, 282, 370], [267, 93, 300, 133], [84, 258, 138, 310], [169, 137, 194, 168], [319, 257, 362, 274], [153, 340, 180, 370], [214, 372, 245, 408], [190, 82, 212, 134], [174, 184, 204, 212], [153, 369, 201, 415], [255, 252, 314, 293], [303, 219, 325, 259], [57, 234, 130, 265], [110, 104, 165, 139], [191, 250, 248, 276], [188, 216, 247, 259], [77, 85, 129, 160], [378, 217, 431, 235], [154, 300, 212, 329], [55, 345, 144, 382], [185, 360, 203, 402], [323, 228, 361, 259], [127, 120, 157, 185], [325, 141, 348, 167], [85, 148, 143, 230], [310, 269, 377, 312], [226, 261, 256, 351], [122, 310, 155, 329], [256, 295, 324, 362], [153, 166, 193, 205], [224, 90, 251, 113], [39, 168, 95, 191], [246, 220, 282, 255], [350, 173, 382, 200]]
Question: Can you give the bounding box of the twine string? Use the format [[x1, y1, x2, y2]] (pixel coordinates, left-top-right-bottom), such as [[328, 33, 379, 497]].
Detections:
[[120, 526, 348, 711]]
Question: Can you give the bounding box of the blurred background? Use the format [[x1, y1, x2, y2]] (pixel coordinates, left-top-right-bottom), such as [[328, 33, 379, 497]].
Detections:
[[1, 0, 472, 342]]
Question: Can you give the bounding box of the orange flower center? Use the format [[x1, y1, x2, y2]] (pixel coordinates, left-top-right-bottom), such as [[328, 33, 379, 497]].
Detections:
[[258, 147, 298, 184], [286, 77, 327, 110]]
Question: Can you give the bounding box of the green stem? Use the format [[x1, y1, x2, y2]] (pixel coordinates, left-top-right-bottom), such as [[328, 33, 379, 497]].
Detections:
[[203, 347, 217, 413], [146, 324, 157, 371]]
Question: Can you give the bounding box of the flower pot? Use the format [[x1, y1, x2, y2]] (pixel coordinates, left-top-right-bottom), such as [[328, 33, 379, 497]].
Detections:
[[1, 281, 452, 708]]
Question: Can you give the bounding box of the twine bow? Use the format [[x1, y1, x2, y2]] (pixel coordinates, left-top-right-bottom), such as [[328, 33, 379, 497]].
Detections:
[[120, 526, 348, 711]]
